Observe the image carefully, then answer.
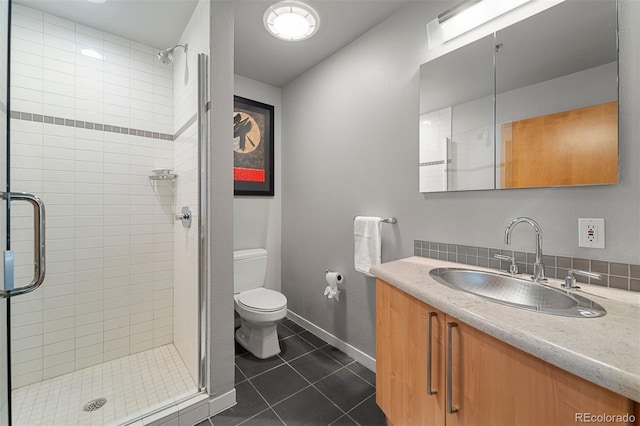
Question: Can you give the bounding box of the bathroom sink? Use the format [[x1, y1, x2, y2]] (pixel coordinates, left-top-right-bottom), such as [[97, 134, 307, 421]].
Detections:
[[429, 268, 606, 318]]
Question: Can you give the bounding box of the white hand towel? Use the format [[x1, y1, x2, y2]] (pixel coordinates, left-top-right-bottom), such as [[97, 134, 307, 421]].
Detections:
[[354, 216, 382, 277]]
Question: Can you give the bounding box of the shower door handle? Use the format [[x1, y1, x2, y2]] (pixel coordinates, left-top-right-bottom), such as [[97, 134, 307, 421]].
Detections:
[[1, 192, 46, 298]]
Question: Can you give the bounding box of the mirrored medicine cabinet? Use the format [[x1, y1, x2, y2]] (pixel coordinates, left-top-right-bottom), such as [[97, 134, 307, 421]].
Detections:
[[419, 0, 618, 193]]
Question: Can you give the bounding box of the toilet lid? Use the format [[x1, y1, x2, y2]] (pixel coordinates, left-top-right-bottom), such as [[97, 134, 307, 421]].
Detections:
[[237, 288, 287, 312]]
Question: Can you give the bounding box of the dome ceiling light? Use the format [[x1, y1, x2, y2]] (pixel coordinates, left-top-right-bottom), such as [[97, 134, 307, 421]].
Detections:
[[264, 1, 320, 42]]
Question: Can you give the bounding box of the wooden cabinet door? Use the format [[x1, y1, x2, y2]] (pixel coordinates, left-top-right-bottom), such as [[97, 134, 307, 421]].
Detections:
[[445, 316, 632, 426], [376, 279, 445, 426]]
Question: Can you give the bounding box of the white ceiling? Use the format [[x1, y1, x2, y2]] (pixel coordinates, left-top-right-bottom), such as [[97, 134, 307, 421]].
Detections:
[[14, 0, 200, 50], [234, 1, 410, 87], [14, 0, 410, 88]]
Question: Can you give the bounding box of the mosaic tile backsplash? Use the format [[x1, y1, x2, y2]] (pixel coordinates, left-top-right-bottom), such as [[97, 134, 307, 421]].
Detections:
[[414, 240, 640, 292]]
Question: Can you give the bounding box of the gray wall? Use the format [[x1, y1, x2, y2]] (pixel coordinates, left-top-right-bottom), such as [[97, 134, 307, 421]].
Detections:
[[233, 75, 282, 292], [208, 0, 235, 398], [281, 0, 640, 358]]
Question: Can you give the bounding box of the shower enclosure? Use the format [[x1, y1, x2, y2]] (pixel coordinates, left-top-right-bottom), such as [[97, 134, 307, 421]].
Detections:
[[1, 0, 211, 424]]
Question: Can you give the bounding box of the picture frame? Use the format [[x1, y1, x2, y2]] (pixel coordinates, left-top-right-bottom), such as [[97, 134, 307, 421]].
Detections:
[[233, 96, 275, 196]]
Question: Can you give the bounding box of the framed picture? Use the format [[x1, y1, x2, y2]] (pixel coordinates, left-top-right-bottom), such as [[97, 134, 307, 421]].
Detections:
[[233, 96, 275, 196]]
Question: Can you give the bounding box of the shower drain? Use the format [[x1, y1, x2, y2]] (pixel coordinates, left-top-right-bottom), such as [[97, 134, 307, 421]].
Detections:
[[83, 397, 107, 412]]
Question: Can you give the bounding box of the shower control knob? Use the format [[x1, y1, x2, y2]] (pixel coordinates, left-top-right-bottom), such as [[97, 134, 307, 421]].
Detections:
[[176, 206, 192, 228]]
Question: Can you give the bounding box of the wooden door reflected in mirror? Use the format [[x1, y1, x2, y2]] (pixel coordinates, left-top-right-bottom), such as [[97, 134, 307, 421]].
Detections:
[[501, 101, 618, 188]]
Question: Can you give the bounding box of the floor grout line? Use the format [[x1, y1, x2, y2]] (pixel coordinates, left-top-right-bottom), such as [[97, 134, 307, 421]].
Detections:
[[232, 317, 378, 426], [255, 356, 348, 425]]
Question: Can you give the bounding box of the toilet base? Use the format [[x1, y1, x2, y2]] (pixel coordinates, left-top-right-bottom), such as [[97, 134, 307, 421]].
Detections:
[[235, 318, 281, 359]]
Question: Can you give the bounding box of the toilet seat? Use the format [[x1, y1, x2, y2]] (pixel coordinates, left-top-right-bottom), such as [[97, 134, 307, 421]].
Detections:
[[236, 288, 287, 312]]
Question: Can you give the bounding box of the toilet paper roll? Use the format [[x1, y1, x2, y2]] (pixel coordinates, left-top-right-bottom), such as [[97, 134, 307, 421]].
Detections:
[[325, 272, 343, 288], [324, 286, 341, 301], [324, 271, 342, 301]]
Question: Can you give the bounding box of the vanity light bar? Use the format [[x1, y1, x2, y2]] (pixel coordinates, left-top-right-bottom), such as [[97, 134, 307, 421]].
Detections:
[[443, 0, 532, 41], [427, 0, 562, 49], [438, 0, 482, 24]]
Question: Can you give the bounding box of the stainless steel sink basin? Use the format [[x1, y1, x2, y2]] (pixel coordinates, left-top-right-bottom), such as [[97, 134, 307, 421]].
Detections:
[[429, 268, 606, 318]]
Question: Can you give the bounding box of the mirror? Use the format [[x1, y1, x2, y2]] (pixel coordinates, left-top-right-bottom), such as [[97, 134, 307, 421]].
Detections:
[[419, 0, 618, 193]]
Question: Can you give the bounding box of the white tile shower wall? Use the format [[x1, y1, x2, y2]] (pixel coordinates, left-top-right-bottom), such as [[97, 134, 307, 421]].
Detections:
[[419, 107, 450, 192], [172, 0, 209, 384], [9, 4, 175, 388]]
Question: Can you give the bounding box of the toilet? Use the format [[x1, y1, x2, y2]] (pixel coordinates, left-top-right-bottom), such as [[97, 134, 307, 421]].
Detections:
[[234, 248, 287, 359]]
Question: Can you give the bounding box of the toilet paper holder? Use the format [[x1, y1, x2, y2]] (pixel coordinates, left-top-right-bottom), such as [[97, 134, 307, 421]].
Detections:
[[323, 269, 342, 301], [324, 269, 343, 280]]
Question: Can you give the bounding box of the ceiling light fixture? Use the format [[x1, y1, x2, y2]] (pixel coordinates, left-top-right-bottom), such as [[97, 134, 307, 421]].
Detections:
[[427, 0, 534, 49], [264, 1, 319, 42]]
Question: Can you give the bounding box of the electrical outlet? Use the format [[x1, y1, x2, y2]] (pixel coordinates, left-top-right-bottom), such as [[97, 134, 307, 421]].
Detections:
[[578, 218, 605, 248]]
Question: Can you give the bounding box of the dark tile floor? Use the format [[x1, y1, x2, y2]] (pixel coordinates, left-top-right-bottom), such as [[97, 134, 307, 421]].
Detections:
[[197, 318, 385, 426]]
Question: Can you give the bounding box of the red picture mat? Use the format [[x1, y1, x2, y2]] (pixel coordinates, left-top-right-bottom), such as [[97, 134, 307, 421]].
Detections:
[[234, 167, 265, 183]]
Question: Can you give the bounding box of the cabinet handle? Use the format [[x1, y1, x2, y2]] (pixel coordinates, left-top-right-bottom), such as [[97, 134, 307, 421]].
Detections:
[[446, 321, 458, 414], [426, 312, 437, 395]]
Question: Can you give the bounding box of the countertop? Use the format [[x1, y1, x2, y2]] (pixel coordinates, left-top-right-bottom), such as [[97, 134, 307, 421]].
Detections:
[[370, 256, 640, 402]]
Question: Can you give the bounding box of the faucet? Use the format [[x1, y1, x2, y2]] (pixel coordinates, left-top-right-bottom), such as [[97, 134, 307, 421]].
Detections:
[[493, 253, 520, 276], [504, 217, 546, 283], [562, 269, 602, 289]]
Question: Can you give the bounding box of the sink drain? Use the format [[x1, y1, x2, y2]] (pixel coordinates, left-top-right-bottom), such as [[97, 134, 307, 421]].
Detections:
[[83, 397, 107, 412]]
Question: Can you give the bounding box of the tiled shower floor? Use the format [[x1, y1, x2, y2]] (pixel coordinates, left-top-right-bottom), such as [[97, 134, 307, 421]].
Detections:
[[11, 344, 197, 426]]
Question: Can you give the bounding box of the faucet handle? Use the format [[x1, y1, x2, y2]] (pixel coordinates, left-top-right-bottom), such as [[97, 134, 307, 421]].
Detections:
[[493, 254, 520, 275], [562, 269, 602, 289]]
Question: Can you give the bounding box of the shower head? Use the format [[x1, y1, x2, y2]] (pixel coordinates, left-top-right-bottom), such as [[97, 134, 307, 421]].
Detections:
[[157, 43, 188, 65]]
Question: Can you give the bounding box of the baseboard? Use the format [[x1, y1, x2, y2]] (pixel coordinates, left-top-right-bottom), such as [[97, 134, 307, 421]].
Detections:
[[286, 310, 376, 372], [129, 391, 215, 426], [208, 388, 236, 417]]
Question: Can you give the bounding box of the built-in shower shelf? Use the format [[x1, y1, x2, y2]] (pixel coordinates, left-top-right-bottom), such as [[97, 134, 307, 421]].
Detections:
[[149, 174, 178, 181]]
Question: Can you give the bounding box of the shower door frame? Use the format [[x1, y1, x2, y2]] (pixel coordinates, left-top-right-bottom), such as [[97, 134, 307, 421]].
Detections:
[[197, 52, 209, 392], [0, 0, 10, 423]]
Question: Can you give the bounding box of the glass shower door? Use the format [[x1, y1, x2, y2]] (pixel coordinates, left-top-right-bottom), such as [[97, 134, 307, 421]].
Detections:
[[1, 0, 10, 424], [2, 1, 48, 423]]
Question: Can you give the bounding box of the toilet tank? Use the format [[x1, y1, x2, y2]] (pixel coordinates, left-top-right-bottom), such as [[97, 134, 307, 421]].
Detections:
[[234, 249, 268, 293]]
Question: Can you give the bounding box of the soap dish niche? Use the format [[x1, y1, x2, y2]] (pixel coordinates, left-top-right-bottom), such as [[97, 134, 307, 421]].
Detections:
[[149, 169, 177, 181]]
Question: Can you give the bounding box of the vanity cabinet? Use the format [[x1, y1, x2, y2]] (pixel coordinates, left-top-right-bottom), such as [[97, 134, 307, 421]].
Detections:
[[376, 279, 635, 426], [376, 278, 445, 425]]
